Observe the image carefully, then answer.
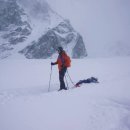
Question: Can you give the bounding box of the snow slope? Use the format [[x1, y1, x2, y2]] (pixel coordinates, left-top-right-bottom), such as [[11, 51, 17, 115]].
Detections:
[[0, 57, 130, 130]]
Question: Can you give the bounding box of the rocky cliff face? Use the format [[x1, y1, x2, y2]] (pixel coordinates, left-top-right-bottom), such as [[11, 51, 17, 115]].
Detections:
[[0, 0, 31, 58], [20, 20, 87, 58], [0, 0, 87, 59]]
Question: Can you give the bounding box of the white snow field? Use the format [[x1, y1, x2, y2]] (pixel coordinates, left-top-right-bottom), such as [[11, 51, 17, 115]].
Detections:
[[0, 57, 130, 130]]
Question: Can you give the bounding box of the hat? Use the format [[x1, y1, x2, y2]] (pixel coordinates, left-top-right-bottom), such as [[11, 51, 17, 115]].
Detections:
[[57, 46, 63, 52]]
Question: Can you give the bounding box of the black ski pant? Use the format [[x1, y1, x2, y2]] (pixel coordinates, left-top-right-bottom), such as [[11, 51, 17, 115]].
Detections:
[[59, 67, 67, 89]]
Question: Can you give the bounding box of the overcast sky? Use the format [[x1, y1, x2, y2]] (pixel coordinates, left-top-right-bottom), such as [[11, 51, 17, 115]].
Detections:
[[46, 0, 130, 56]]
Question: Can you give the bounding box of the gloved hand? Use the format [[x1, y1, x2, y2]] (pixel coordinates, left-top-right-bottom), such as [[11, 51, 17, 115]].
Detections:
[[51, 62, 55, 65]]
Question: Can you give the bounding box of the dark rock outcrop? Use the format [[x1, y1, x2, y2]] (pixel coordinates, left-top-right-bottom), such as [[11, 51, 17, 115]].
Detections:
[[0, 0, 31, 44], [20, 21, 87, 58]]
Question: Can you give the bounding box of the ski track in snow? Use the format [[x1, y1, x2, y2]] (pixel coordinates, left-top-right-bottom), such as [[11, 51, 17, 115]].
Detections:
[[0, 86, 130, 130], [0, 84, 59, 104], [0, 84, 130, 130]]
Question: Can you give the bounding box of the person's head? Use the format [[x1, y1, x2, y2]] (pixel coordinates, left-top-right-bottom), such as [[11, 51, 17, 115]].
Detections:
[[57, 46, 63, 54]]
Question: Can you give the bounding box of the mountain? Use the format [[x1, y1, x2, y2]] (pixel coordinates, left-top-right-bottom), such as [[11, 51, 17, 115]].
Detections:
[[0, 0, 87, 59], [0, 0, 32, 59], [20, 20, 87, 59]]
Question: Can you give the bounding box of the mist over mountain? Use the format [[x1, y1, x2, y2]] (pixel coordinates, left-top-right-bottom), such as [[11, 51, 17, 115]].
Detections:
[[47, 0, 130, 57], [0, 0, 130, 59], [0, 0, 87, 59]]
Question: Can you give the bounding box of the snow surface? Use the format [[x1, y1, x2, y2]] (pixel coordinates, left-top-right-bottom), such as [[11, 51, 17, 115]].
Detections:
[[0, 57, 130, 130]]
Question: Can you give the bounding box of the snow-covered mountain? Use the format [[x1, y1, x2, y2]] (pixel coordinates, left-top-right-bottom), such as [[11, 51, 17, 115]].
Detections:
[[0, 0, 32, 58], [0, 0, 87, 59], [20, 20, 87, 59]]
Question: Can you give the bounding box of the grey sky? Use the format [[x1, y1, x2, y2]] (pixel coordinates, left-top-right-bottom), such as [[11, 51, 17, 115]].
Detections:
[[47, 0, 130, 56]]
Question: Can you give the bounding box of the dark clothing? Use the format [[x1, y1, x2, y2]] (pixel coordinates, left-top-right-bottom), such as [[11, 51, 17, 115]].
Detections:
[[75, 77, 99, 87], [59, 67, 67, 90]]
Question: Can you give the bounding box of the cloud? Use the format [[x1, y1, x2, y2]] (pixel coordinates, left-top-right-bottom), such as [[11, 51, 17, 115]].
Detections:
[[46, 0, 130, 56]]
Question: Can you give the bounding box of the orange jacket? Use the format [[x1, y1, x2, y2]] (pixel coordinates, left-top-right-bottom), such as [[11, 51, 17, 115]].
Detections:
[[55, 51, 70, 71]]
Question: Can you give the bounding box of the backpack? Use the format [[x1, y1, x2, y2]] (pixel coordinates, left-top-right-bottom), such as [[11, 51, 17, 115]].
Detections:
[[65, 55, 71, 67]]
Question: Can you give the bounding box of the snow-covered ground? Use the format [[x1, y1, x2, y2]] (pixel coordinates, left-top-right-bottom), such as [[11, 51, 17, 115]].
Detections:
[[0, 57, 130, 130]]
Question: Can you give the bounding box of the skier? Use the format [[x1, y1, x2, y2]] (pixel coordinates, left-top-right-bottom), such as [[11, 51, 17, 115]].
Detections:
[[51, 47, 71, 91]]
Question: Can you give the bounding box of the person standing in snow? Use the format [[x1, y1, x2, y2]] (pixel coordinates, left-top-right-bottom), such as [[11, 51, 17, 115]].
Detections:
[[51, 47, 71, 91]]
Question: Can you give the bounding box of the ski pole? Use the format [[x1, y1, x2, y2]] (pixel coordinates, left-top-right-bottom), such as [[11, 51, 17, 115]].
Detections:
[[48, 65, 52, 92]]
